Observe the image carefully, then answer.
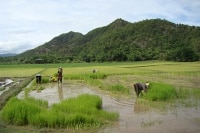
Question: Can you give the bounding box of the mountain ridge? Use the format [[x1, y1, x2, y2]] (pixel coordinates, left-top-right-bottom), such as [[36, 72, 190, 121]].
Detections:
[[2, 18, 200, 63]]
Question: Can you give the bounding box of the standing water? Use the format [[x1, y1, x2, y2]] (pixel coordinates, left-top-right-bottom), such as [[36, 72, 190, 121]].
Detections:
[[18, 82, 200, 133]]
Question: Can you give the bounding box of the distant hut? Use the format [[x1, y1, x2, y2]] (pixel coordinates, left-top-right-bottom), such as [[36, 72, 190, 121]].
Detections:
[[35, 58, 43, 64]]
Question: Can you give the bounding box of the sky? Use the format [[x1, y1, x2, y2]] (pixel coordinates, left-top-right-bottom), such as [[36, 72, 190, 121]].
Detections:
[[0, 0, 200, 54]]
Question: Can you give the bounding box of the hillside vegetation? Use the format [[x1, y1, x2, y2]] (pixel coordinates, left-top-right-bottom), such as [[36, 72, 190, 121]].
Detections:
[[1, 18, 200, 63]]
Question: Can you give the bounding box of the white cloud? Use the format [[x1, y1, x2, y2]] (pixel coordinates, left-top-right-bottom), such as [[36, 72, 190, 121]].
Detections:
[[0, 0, 200, 54], [0, 40, 33, 54]]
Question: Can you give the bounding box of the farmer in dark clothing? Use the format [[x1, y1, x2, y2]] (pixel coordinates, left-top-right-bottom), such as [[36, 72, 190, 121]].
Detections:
[[57, 67, 63, 84], [36, 74, 42, 84], [134, 82, 149, 97]]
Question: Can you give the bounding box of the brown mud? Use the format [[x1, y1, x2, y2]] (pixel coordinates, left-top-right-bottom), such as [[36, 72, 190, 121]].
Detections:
[[17, 81, 200, 133]]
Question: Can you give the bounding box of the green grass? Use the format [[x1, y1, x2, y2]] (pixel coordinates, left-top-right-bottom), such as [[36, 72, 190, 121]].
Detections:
[[1, 94, 118, 129]]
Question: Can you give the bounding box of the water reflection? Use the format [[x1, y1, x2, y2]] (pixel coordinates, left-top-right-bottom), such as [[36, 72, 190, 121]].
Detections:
[[134, 100, 150, 113], [17, 82, 200, 133], [57, 84, 63, 101]]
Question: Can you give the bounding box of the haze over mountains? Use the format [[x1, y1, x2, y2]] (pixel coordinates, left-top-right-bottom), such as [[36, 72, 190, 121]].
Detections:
[[0, 53, 17, 57], [1, 18, 200, 63]]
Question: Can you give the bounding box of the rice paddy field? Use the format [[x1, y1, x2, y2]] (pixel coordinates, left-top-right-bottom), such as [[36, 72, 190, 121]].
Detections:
[[0, 61, 200, 133]]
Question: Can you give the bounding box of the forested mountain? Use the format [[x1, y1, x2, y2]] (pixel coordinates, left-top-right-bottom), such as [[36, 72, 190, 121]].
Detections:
[[1, 18, 200, 63]]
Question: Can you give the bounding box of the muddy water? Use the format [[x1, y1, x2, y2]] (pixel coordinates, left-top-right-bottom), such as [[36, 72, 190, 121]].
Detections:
[[18, 82, 200, 133]]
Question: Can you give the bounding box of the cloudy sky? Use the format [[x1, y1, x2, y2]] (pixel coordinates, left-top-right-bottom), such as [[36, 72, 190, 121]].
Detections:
[[0, 0, 200, 54]]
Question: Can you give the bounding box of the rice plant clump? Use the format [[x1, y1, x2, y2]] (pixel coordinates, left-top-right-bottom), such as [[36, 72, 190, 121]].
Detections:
[[66, 72, 107, 80], [1, 97, 47, 125], [1, 94, 118, 129], [107, 84, 130, 94], [143, 82, 178, 101]]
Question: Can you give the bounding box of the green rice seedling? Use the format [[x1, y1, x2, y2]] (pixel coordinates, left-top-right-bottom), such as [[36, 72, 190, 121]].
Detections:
[[65, 72, 107, 80], [64, 72, 105, 88], [89, 72, 107, 79], [52, 94, 102, 114], [176, 87, 191, 99], [0, 67, 44, 77], [29, 110, 64, 128], [85, 78, 103, 87], [106, 84, 130, 94], [176, 88, 200, 108], [38, 86, 45, 91], [48, 94, 117, 128], [137, 86, 200, 110], [65, 113, 99, 128], [25, 97, 48, 107], [24, 88, 29, 99], [190, 88, 200, 99], [1, 94, 118, 129], [143, 82, 178, 101], [1, 97, 45, 125], [41, 77, 50, 83], [29, 110, 49, 127]]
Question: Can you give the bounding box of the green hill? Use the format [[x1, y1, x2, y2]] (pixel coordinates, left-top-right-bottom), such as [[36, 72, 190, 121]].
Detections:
[[2, 18, 200, 63]]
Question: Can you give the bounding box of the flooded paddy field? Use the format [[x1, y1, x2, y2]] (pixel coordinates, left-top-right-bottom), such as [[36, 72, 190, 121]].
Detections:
[[17, 80, 200, 133], [1, 62, 200, 133]]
